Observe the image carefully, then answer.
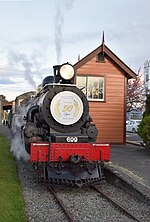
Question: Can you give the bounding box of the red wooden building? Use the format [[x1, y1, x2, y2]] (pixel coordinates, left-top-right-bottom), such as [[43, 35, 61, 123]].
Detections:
[[74, 37, 137, 144]]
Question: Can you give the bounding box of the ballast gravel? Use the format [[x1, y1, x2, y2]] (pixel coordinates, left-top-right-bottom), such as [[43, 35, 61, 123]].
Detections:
[[17, 160, 68, 222], [1, 127, 149, 221], [16, 159, 150, 222]]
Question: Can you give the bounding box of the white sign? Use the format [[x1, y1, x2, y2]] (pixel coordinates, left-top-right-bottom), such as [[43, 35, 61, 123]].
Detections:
[[50, 91, 83, 125]]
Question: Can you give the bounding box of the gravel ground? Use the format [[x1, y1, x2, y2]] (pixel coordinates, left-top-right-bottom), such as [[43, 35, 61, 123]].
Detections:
[[16, 159, 150, 222], [54, 184, 150, 222], [16, 160, 68, 222], [97, 183, 150, 221], [1, 126, 150, 222]]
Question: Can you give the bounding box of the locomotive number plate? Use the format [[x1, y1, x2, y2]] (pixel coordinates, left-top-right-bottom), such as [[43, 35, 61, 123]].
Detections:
[[66, 136, 78, 142]]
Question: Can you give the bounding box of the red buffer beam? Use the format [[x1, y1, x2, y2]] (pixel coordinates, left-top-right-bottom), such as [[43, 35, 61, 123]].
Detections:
[[30, 142, 110, 163]]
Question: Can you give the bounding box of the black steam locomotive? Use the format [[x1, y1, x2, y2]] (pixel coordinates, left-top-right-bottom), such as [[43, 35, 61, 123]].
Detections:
[[22, 63, 110, 186]]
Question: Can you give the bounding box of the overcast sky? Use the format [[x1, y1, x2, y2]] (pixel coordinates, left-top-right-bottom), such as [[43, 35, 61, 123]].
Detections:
[[0, 0, 150, 101]]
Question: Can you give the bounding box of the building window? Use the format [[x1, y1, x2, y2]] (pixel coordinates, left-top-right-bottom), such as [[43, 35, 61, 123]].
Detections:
[[145, 68, 149, 74], [76, 76, 105, 101], [96, 52, 105, 62]]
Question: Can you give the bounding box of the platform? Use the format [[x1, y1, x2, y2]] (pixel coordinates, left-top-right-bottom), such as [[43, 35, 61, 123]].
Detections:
[[105, 143, 150, 201]]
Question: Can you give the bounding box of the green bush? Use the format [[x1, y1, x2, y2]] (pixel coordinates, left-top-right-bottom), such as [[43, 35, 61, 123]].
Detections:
[[144, 94, 150, 116], [138, 115, 150, 148]]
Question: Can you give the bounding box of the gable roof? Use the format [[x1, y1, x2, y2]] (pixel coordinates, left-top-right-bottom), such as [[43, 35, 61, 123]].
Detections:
[[74, 43, 137, 79]]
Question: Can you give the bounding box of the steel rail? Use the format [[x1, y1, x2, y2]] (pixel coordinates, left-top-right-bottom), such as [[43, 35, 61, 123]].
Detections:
[[48, 186, 77, 222], [91, 185, 143, 222]]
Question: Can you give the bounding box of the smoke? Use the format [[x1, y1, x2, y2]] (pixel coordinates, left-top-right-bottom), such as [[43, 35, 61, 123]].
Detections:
[[65, 0, 75, 10], [54, 4, 64, 64], [22, 60, 36, 89], [11, 106, 29, 161], [7, 50, 43, 89], [54, 0, 75, 64], [30, 49, 44, 80]]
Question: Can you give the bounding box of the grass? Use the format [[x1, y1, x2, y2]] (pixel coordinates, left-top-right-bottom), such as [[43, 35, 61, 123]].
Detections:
[[0, 134, 27, 222]]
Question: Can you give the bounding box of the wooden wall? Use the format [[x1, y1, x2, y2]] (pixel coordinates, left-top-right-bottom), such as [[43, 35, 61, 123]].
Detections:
[[76, 55, 126, 144]]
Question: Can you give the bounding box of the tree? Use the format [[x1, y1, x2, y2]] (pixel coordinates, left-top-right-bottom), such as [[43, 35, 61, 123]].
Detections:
[[138, 94, 150, 148], [143, 93, 150, 116], [0, 95, 6, 101], [126, 73, 144, 112]]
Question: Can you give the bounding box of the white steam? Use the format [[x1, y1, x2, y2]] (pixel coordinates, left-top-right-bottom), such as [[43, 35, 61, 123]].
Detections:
[[65, 0, 75, 10], [54, 0, 75, 64], [8, 50, 43, 89], [22, 60, 36, 89], [11, 106, 29, 161], [54, 4, 64, 64]]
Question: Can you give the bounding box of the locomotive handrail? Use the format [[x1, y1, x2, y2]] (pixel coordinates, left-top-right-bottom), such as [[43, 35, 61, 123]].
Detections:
[[43, 83, 77, 88]]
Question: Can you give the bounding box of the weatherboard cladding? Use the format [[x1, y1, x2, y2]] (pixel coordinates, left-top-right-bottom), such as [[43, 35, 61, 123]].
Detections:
[[74, 43, 137, 79], [74, 43, 136, 144]]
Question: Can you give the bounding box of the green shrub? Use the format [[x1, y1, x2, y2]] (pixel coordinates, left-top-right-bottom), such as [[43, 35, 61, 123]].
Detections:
[[143, 94, 150, 116], [138, 115, 150, 148]]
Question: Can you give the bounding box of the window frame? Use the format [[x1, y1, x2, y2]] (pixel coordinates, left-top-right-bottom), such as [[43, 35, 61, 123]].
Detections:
[[76, 75, 105, 102]]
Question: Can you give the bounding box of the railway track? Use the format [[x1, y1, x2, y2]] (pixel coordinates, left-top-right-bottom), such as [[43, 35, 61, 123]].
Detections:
[[48, 186, 78, 222], [91, 185, 143, 222], [49, 185, 145, 222], [2, 125, 147, 222]]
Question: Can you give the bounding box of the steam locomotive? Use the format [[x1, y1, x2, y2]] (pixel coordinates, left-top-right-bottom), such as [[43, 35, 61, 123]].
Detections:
[[22, 63, 110, 186]]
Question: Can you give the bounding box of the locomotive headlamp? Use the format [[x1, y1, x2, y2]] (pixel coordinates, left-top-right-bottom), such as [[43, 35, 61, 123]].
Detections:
[[59, 63, 75, 80]]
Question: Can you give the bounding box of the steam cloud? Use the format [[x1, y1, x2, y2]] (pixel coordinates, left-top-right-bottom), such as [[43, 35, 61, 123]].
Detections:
[[11, 106, 29, 161], [54, 0, 75, 64], [65, 0, 75, 10], [8, 50, 43, 89], [54, 4, 64, 64]]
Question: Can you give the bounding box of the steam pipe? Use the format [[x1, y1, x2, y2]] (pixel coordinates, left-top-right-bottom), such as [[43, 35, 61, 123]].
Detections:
[[26, 105, 39, 122]]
